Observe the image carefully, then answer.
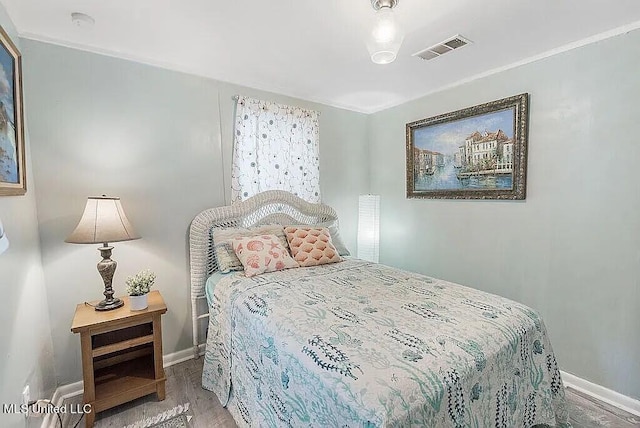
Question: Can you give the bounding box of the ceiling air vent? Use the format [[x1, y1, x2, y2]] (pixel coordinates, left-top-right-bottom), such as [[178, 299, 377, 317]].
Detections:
[[413, 34, 472, 61]]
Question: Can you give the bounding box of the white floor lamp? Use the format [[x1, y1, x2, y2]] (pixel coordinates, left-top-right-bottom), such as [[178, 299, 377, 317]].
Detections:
[[357, 194, 380, 263]]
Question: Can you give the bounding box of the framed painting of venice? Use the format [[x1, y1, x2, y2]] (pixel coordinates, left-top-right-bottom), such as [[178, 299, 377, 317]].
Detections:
[[406, 93, 528, 200], [0, 24, 25, 196]]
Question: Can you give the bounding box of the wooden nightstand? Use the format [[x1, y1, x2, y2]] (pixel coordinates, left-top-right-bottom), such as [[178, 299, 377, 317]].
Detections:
[[71, 290, 167, 427]]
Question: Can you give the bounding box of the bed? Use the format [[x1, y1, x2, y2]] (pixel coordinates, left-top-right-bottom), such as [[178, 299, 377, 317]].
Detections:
[[189, 190, 570, 427]]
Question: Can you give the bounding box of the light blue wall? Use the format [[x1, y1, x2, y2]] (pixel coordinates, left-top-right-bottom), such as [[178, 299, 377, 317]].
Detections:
[[0, 7, 56, 428], [17, 24, 640, 404], [368, 30, 640, 399], [21, 39, 369, 385]]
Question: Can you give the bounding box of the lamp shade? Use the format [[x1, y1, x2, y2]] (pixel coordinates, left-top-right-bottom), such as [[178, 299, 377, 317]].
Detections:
[[357, 194, 380, 263], [65, 196, 140, 244]]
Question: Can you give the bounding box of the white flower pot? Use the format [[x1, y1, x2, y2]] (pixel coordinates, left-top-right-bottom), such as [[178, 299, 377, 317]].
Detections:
[[129, 293, 148, 311]]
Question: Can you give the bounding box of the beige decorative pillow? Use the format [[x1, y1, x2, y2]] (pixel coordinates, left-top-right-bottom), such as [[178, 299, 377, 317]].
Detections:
[[212, 225, 288, 273], [231, 234, 299, 277], [284, 227, 342, 267]]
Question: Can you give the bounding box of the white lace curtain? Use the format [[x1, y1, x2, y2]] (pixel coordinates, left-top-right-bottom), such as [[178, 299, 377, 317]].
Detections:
[[231, 96, 321, 203]]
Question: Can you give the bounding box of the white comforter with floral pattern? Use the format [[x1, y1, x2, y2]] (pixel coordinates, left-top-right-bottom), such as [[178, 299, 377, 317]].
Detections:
[[202, 259, 570, 427]]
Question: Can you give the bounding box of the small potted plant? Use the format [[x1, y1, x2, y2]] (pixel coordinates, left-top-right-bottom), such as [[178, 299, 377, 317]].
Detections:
[[125, 269, 156, 311]]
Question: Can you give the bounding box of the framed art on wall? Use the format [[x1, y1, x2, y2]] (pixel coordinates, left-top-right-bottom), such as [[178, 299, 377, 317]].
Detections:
[[406, 93, 529, 200], [0, 24, 25, 196]]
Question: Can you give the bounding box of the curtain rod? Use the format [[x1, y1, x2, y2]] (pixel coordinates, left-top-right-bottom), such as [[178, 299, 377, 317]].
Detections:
[[231, 95, 321, 116]]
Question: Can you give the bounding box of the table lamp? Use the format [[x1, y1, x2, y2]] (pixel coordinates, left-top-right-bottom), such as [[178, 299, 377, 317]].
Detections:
[[65, 195, 140, 311]]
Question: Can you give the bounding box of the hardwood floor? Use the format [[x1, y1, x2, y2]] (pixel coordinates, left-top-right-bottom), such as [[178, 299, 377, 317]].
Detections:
[[61, 358, 639, 427], [565, 387, 639, 427], [61, 358, 236, 428]]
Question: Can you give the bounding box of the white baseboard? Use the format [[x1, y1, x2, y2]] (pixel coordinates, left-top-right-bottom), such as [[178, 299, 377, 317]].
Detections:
[[42, 354, 639, 427], [41, 345, 206, 428], [561, 370, 640, 417], [163, 344, 206, 368], [41, 379, 84, 428]]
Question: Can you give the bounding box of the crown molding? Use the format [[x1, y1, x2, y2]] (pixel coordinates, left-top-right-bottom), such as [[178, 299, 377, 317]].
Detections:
[[19, 20, 640, 115]]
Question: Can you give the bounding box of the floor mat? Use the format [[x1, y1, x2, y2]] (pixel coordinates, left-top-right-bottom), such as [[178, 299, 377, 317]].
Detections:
[[123, 403, 192, 428]]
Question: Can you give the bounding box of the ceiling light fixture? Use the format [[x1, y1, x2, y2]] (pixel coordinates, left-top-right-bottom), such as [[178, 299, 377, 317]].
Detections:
[[367, 0, 403, 65]]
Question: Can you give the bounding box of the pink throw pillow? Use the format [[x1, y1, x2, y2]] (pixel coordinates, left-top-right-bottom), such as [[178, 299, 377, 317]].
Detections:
[[284, 227, 342, 267], [231, 234, 299, 277]]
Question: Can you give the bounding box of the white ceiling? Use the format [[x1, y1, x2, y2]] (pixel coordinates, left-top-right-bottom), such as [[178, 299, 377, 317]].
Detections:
[[2, 0, 640, 113]]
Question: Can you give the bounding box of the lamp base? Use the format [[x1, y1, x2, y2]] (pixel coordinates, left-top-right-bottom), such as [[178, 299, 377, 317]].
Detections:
[[95, 244, 124, 311], [95, 297, 124, 311]]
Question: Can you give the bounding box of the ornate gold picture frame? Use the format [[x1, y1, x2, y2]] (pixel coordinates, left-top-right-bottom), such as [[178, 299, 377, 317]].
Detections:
[[0, 24, 25, 196], [406, 93, 528, 200]]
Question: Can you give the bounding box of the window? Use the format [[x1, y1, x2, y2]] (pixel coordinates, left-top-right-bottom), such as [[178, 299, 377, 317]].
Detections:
[[231, 96, 320, 203]]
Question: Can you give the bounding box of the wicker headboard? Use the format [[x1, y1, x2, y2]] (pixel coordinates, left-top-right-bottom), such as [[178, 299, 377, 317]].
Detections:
[[188, 190, 339, 357]]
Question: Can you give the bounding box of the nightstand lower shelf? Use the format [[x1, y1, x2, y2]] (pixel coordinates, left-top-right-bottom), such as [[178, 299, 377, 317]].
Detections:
[[93, 354, 166, 413]]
